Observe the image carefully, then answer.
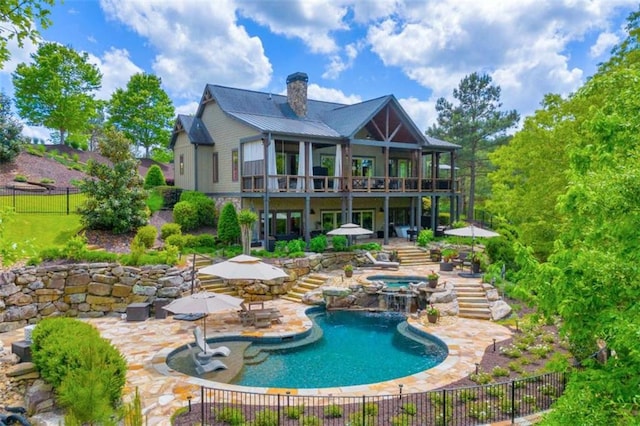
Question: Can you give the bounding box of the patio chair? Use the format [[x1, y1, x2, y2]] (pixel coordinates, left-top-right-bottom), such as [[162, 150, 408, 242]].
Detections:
[[187, 343, 227, 375], [364, 252, 400, 269], [193, 326, 231, 357], [452, 251, 471, 270]]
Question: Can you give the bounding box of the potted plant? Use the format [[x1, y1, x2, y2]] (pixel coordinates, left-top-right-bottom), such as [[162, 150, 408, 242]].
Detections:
[[439, 248, 458, 272], [344, 263, 353, 278], [427, 270, 439, 288], [426, 305, 439, 323], [470, 252, 484, 274]]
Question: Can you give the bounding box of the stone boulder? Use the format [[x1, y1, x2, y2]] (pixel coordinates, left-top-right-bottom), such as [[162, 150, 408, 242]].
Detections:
[[433, 300, 459, 316], [428, 283, 456, 304], [302, 289, 325, 305], [486, 288, 500, 302], [490, 300, 512, 320], [25, 379, 55, 415], [322, 287, 351, 297]]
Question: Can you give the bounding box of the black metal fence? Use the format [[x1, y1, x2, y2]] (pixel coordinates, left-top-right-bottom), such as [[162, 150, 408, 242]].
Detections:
[[0, 187, 84, 214], [175, 372, 565, 425]]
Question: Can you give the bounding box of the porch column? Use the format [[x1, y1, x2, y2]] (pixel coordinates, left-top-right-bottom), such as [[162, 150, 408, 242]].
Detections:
[[263, 137, 270, 249], [383, 196, 390, 245], [346, 143, 353, 222], [304, 196, 311, 247], [416, 195, 422, 233]]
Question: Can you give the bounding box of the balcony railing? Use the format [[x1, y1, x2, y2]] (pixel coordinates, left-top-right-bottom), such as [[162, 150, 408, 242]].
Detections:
[[241, 175, 459, 194]]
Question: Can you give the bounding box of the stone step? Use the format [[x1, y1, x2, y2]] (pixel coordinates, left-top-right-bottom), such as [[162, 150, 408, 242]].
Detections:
[[457, 296, 488, 304], [458, 307, 492, 319], [281, 295, 301, 303]]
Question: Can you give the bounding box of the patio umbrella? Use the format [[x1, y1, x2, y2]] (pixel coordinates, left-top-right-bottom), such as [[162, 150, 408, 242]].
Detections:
[[163, 291, 244, 338], [198, 254, 289, 281], [444, 225, 500, 263], [326, 223, 373, 236]]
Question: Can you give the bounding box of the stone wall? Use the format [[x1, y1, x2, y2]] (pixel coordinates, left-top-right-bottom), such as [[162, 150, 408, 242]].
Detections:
[[0, 263, 196, 333]]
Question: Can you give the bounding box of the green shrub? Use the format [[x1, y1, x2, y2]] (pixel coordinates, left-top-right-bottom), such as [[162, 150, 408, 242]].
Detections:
[[217, 202, 240, 245], [416, 229, 434, 247], [324, 404, 342, 418], [196, 234, 217, 248], [468, 401, 493, 422], [165, 234, 185, 249], [499, 396, 520, 414], [144, 164, 166, 189], [170, 407, 189, 425], [284, 404, 304, 419], [457, 388, 478, 401], [146, 190, 164, 213], [390, 413, 413, 426], [129, 235, 147, 265], [401, 402, 417, 415], [154, 186, 182, 209], [364, 402, 379, 416], [286, 238, 305, 254], [179, 191, 216, 227], [300, 415, 321, 426], [469, 372, 492, 385], [62, 234, 89, 261], [135, 225, 157, 249], [308, 235, 326, 253], [252, 408, 278, 426], [173, 201, 199, 231], [215, 406, 245, 425], [331, 235, 348, 251], [13, 174, 28, 182], [491, 366, 510, 378], [40, 177, 55, 184], [121, 387, 143, 426], [161, 223, 182, 240], [508, 361, 524, 373], [487, 385, 505, 398], [500, 344, 523, 358], [348, 412, 376, 426]]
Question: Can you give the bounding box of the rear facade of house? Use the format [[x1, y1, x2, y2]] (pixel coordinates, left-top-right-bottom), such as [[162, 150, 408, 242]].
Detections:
[[170, 72, 461, 247]]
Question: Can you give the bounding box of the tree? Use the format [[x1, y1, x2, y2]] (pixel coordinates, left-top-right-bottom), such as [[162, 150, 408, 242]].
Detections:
[[427, 72, 519, 219], [107, 73, 174, 157], [0, 0, 56, 67], [0, 92, 25, 163], [78, 128, 148, 234], [144, 164, 166, 189], [12, 42, 102, 146], [238, 209, 258, 255], [217, 202, 240, 246]]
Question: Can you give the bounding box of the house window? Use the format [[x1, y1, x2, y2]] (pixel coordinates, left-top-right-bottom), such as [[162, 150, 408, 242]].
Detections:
[[232, 149, 238, 181], [259, 210, 302, 236], [352, 156, 375, 176], [212, 153, 219, 183], [179, 154, 184, 176], [321, 210, 374, 232]]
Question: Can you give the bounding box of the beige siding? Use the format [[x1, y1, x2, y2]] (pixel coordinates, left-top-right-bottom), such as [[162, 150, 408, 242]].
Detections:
[[173, 132, 195, 190], [195, 145, 215, 193], [200, 102, 257, 194]]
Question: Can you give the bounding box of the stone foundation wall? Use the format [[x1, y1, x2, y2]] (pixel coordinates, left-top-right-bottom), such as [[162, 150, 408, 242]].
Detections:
[[0, 263, 196, 333]]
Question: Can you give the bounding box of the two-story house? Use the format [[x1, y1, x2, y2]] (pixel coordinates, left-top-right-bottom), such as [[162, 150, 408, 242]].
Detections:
[[170, 72, 461, 248]]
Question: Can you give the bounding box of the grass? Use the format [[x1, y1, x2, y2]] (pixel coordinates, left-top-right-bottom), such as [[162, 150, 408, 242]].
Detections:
[[0, 193, 86, 214], [3, 214, 83, 251]]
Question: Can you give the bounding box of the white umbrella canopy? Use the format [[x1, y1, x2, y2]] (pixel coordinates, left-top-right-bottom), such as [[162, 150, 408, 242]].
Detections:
[[444, 225, 500, 239], [163, 291, 244, 337], [326, 223, 373, 236], [198, 254, 289, 281]]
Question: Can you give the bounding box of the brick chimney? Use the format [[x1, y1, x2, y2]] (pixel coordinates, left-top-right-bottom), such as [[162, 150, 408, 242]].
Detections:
[[286, 72, 308, 117]]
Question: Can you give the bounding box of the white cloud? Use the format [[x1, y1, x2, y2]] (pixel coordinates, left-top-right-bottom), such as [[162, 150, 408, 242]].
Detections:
[[175, 101, 199, 116], [87, 48, 143, 100], [399, 97, 436, 133], [590, 32, 620, 57], [307, 83, 361, 104], [322, 42, 361, 80], [99, 0, 273, 101], [366, 0, 636, 119], [21, 125, 51, 143]]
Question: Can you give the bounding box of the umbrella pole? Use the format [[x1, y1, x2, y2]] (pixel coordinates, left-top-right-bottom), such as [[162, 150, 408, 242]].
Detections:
[[203, 314, 208, 353]]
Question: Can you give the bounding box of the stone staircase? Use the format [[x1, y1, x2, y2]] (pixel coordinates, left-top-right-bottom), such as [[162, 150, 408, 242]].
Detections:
[[394, 246, 434, 266], [454, 280, 492, 320], [282, 273, 330, 303], [192, 254, 238, 296]]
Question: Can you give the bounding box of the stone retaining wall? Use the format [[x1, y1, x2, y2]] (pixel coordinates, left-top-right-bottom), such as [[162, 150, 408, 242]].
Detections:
[[0, 252, 361, 332]]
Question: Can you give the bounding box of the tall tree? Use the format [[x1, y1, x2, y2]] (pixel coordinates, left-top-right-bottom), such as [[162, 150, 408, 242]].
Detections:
[[12, 42, 102, 146], [427, 73, 519, 219], [107, 73, 174, 157], [78, 127, 148, 234], [0, 92, 25, 163], [0, 0, 56, 67]]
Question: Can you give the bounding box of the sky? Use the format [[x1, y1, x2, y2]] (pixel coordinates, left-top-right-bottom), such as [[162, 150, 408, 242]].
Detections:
[[1, 0, 638, 142]]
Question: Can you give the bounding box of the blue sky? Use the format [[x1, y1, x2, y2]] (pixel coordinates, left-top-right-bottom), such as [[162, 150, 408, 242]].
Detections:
[[1, 0, 638, 141]]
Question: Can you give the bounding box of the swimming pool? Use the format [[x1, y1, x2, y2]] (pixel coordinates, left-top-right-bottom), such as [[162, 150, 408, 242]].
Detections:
[[167, 310, 448, 389], [367, 274, 429, 288]]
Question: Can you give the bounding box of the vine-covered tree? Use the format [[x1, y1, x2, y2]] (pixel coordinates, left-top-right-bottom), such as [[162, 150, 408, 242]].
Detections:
[[0, 92, 25, 163], [427, 72, 519, 219], [217, 202, 240, 246], [12, 42, 102, 146], [107, 73, 174, 157], [78, 128, 148, 234], [0, 0, 56, 67]]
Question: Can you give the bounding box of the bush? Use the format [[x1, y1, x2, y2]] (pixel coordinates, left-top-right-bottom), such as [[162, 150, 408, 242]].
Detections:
[[324, 404, 343, 418], [155, 186, 182, 209], [492, 366, 510, 378], [179, 191, 216, 227], [300, 415, 321, 426], [135, 225, 157, 249], [173, 201, 199, 231], [161, 223, 182, 240], [252, 408, 278, 426], [217, 202, 240, 245], [286, 238, 305, 254], [309, 235, 327, 253], [144, 164, 166, 189], [284, 404, 304, 419], [146, 190, 164, 213], [215, 407, 245, 425], [13, 174, 28, 182], [331, 235, 348, 251], [416, 229, 434, 247], [165, 234, 185, 249]]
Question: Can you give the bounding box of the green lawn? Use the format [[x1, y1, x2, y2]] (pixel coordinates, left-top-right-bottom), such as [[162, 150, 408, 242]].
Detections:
[[4, 214, 83, 251], [0, 192, 86, 214]]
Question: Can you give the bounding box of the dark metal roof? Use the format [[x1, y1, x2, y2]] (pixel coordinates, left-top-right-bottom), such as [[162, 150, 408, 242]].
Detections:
[[169, 114, 214, 148]]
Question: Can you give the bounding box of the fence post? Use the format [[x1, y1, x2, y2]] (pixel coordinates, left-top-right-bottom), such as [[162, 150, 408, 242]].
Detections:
[[362, 395, 366, 425], [66, 187, 70, 215], [442, 389, 447, 426], [511, 380, 516, 424], [200, 387, 205, 425], [12, 187, 16, 211], [277, 394, 281, 425]]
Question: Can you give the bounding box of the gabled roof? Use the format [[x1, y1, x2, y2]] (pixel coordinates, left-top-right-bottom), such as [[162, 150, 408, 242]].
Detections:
[[169, 114, 214, 149], [189, 82, 458, 149]]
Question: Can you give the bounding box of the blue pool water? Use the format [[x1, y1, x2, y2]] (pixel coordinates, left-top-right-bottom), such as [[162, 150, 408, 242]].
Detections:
[[233, 310, 447, 388], [367, 275, 429, 288]]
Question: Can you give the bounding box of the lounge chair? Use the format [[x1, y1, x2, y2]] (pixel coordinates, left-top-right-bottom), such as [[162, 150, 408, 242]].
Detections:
[[187, 343, 227, 375], [193, 326, 231, 357], [364, 252, 400, 269]]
